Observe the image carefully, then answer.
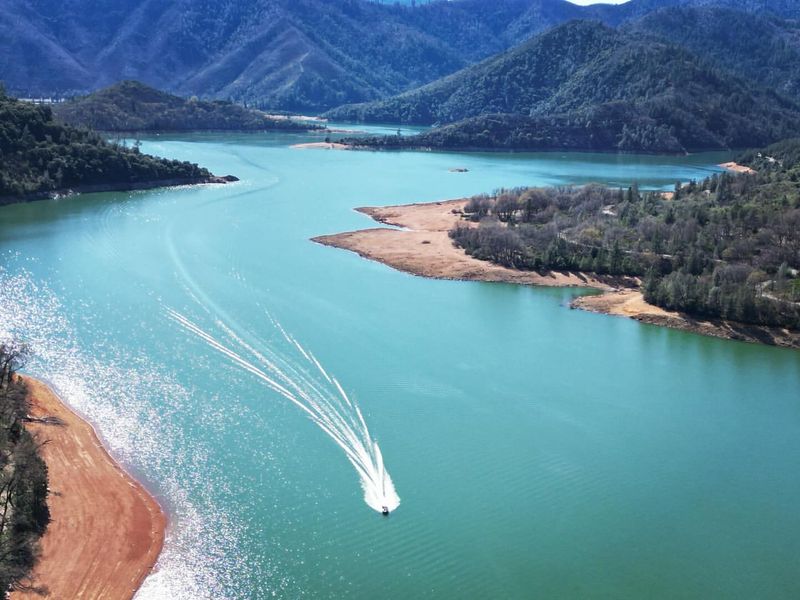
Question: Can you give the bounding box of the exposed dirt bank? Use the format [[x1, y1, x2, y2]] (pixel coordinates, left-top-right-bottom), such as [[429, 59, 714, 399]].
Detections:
[[12, 377, 165, 600]]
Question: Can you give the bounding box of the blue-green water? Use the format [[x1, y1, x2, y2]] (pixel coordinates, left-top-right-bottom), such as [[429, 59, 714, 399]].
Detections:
[[1, 131, 799, 599]]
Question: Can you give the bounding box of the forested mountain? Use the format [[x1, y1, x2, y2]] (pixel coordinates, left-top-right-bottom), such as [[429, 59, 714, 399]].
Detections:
[[0, 0, 595, 111], [0, 88, 224, 202], [450, 139, 800, 330], [328, 21, 626, 124], [628, 7, 800, 99], [2, 0, 799, 112], [53, 81, 321, 132], [601, 0, 800, 22], [333, 21, 800, 153]]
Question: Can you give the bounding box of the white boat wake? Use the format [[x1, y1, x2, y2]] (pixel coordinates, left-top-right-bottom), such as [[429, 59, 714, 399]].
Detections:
[[167, 308, 400, 514]]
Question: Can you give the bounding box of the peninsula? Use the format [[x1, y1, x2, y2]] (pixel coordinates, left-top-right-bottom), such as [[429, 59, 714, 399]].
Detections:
[[315, 141, 800, 349], [0, 88, 236, 206]]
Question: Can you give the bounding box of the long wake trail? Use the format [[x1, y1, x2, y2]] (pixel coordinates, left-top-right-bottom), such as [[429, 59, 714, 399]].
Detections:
[[166, 308, 400, 514]]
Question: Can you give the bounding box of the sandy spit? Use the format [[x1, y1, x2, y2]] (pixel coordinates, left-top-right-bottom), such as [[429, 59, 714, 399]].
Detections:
[[719, 162, 757, 175], [291, 142, 350, 150], [312, 199, 620, 288], [573, 291, 800, 349]]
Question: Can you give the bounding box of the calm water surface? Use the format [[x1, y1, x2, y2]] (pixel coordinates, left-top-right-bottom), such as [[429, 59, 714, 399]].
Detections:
[[0, 130, 798, 599]]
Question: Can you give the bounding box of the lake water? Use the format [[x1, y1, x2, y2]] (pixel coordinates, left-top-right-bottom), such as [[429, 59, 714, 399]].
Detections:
[[1, 130, 798, 599]]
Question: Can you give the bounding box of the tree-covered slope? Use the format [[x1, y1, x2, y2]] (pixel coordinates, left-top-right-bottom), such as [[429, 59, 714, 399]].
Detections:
[[333, 21, 800, 153], [602, 0, 800, 22], [3, 0, 800, 112], [0, 0, 614, 111], [53, 81, 320, 132], [627, 7, 800, 99], [326, 21, 625, 124], [0, 89, 221, 202]]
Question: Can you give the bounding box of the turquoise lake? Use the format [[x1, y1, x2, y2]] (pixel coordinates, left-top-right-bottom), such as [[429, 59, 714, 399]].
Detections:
[[1, 130, 799, 599]]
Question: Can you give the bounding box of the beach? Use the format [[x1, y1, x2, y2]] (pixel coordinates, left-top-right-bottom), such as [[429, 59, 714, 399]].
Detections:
[[12, 377, 165, 600], [574, 291, 800, 348], [719, 161, 757, 175], [315, 200, 800, 349], [291, 141, 350, 150]]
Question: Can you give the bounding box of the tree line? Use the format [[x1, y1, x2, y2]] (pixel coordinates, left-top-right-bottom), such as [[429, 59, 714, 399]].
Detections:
[[0, 341, 50, 594], [450, 139, 800, 329]]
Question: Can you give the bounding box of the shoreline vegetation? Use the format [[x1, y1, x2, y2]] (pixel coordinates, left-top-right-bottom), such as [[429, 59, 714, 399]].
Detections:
[[312, 142, 800, 348], [0, 175, 239, 207], [12, 376, 164, 600], [0, 88, 238, 207]]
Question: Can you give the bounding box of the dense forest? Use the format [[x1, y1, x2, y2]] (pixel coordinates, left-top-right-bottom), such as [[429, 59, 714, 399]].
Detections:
[[342, 110, 686, 154], [628, 7, 800, 99], [450, 140, 800, 329], [54, 81, 322, 132], [333, 21, 800, 153], [0, 343, 50, 594], [0, 87, 218, 201]]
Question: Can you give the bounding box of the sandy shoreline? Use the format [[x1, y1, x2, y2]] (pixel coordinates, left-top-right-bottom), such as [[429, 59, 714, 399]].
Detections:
[[13, 376, 165, 600], [719, 161, 757, 175], [313, 200, 619, 289], [291, 141, 350, 150], [314, 199, 799, 349], [573, 291, 800, 348]]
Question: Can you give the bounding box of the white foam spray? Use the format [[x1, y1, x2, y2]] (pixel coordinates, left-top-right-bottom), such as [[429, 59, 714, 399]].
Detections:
[[167, 308, 400, 514]]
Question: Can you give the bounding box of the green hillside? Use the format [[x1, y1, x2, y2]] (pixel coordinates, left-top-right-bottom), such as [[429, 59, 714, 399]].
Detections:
[[53, 81, 321, 132], [628, 7, 800, 99], [333, 21, 800, 153], [0, 88, 223, 202], [0, 0, 592, 111]]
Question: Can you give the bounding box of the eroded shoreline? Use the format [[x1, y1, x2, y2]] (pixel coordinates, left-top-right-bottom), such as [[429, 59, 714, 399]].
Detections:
[[314, 200, 800, 349], [12, 376, 165, 600]]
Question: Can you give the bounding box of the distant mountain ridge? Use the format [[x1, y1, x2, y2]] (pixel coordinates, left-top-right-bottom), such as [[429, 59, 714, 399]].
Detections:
[[334, 20, 800, 153], [0, 0, 584, 111], [5, 0, 799, 112]]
